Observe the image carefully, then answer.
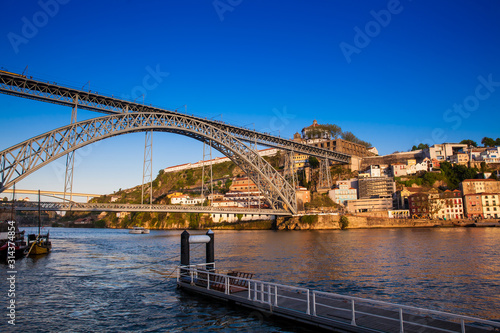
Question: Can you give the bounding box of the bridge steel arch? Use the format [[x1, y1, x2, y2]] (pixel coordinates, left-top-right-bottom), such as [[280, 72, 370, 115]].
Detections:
[[0, 112, 298, 213]]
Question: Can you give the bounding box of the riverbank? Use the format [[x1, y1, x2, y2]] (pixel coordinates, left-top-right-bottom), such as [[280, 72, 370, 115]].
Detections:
[[276, 214, 500, 230]]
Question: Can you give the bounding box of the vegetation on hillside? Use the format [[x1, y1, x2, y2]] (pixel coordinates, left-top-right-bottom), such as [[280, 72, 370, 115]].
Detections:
[[304, 123, 371, 148], [305, 193, 339, 210], [481, 137, 500, 147], [395, 161, 480, 190]]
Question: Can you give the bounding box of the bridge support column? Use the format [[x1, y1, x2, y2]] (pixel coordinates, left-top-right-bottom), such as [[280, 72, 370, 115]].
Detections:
[[63, 96, 78, 203], [142, 130, 153, 205], [318, 158, 332, 190]]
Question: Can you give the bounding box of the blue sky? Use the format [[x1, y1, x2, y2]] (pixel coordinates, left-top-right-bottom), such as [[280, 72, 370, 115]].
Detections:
[[1, 0, 500, 198]]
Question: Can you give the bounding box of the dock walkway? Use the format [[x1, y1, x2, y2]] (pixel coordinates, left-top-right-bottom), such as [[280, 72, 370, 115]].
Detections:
[[177, 264, 500, 333]]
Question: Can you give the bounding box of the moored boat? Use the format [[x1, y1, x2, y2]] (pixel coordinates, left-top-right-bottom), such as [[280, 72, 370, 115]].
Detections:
[[25, 190, 52, 256], [25, 233, 51, 255], [0, 221, 28, 261], [129, 226, 150, 234]]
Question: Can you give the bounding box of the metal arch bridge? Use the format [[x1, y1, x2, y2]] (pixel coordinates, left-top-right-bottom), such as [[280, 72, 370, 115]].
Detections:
[[0, 71, 351, 215], [0, 201, 290, 216]]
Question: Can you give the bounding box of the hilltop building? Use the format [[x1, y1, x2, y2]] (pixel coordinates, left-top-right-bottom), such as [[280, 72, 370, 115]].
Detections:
[[423, 143, 468, 161]]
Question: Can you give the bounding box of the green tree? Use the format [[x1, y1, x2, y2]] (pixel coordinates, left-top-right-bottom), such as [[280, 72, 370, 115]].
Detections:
[[339, 215, 349, 230], [341, 131, 357, 142], [2, 197, 7, 201], [460, 139, 477, 147], [309, 156, 319, 168], [481, 137, 496, 147], [480, 161, 488, 173], [224, 179, 232, 191], [490, 172, 498, 180], [321, 124, 342, 139], [411, 143, 429, 151], [496, 138, 500, 146]]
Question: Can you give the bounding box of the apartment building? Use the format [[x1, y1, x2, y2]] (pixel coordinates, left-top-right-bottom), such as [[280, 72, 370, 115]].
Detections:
[[481, 193, 500, 218], [409, 189, 464, 219], [328, 181, 357, 206], [358, 177, 396, 199], [459, 179, 500, 195]]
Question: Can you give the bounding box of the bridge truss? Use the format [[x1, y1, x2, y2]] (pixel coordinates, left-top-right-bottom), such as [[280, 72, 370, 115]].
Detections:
[[0, 72, 350, 162], [0, 112, 299, 213], [0, 71, 351, 214]]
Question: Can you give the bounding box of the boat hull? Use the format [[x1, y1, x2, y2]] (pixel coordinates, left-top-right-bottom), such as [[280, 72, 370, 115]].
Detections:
[[129, 228, 150, 234], [29, 243, 51, 255]]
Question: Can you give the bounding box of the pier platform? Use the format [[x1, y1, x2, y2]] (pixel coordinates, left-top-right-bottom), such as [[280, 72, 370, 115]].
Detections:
[[177, 264, 500, 333]]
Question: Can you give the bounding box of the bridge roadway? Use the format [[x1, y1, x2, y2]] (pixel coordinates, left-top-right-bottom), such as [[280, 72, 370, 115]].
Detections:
[[2, 189, 101, 202], [0, 201, 291, 216], [0, 71, 350, 163]]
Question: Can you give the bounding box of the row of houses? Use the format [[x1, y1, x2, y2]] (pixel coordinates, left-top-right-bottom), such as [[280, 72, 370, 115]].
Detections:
[[328, 176, 500, 219], [407, 179, 500, 219]]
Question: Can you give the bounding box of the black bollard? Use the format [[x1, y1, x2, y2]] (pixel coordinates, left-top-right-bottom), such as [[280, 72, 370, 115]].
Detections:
[[181, 230, 190, 266], [206, 229, 214, 271]]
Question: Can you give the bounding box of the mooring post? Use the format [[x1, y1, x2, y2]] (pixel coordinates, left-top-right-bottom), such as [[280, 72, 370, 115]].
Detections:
[[181, 230, 190, 267], [206, 229, 214, 271]]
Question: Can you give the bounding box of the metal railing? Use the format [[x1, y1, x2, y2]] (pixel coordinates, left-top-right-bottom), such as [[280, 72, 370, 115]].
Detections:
[[177, 265, 500, 333]]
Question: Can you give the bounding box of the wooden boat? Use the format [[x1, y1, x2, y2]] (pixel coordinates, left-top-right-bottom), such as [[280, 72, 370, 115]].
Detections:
[[0, 221, 27, 261], [129, 226, 150, 234], [25, 190, 52, 256], [26, 233, 51, 255], [0, 187, 28, 261]]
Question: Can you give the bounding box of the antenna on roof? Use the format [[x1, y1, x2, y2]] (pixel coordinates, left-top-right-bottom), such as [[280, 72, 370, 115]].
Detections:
[[22, 66, 28, 76]]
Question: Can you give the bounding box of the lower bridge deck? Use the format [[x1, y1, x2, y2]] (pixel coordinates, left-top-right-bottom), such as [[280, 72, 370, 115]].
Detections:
[[177, 264, 500, 333]]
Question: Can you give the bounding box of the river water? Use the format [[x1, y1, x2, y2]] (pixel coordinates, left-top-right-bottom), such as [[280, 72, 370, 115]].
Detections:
[[1, 227, 499, 332]]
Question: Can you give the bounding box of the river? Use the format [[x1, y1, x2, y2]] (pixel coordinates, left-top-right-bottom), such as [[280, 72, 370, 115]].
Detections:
[[1, 227, 499, 332]]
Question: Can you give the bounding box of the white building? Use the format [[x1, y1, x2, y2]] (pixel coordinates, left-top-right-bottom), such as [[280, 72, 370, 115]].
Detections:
[[211, 200, 243, 208], [171, 195, 205, 205], [424, 143, 468, 161], [163, 148, 279, 173], [406, 158, 431, 174], [210, 212, 276, 223], [480, 147, 500, 163], [391, 163, 407, 177], [328, 181, 357, 206], [367, 147, 379, 155], [481, 193, 499, 218]]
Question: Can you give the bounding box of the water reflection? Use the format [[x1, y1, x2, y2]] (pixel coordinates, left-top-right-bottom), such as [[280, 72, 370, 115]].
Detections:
[[2, 227, 499, 332]]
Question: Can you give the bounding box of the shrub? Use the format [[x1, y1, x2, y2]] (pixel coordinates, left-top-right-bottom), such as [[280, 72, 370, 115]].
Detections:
[[339, 215, 349, 230], [300, 215, 318, 225]]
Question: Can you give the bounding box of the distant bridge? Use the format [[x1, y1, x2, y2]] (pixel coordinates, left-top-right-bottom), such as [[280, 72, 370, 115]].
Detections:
[[0, 71, 351, 214], [1, 189, 101, 202], [0, 201, 290, 216]]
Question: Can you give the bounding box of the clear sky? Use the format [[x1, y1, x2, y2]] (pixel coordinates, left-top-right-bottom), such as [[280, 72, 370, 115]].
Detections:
[[1, 0, 500, 198]]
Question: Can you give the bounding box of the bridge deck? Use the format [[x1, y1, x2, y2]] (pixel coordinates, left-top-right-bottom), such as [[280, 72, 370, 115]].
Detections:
[[177, 265, 500, 333], [0, 201, 291, 215]]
